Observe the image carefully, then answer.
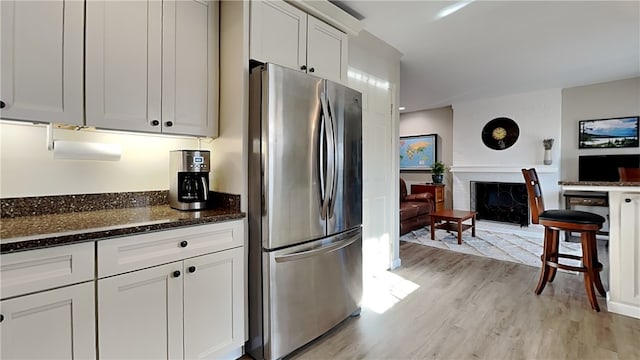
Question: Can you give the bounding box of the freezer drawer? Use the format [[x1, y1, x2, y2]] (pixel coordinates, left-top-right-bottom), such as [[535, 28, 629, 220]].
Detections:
[[265, 227, 362, 360]]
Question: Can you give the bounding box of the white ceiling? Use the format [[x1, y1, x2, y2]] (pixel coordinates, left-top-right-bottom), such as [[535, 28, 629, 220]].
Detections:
[[336, 1, 640, 113]]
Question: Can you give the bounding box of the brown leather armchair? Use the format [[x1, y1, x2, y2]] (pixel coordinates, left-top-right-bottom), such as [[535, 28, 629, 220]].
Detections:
[[400, 178, 435, 235]]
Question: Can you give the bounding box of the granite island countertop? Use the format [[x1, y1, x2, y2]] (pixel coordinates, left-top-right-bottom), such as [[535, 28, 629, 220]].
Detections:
[[559, 181, 640, 186], [0, 191, 245, 253]]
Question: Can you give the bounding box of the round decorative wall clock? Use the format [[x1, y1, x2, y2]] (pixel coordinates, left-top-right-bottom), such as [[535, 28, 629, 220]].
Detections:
[[481, 117, 520, 150]]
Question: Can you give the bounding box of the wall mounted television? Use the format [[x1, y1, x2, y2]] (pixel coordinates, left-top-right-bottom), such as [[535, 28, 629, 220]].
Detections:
[[578, 116, 639, 149], [579, 154, 640, 181]]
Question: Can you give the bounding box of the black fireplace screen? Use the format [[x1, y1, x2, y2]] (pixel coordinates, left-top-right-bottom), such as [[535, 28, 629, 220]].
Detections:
[[471, 181, 529, 226]]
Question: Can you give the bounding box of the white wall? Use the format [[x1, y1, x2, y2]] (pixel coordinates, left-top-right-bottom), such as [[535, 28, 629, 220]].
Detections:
[[0, 122, 209, 197], [452, 88, 562, 168], [561, 77, 640, 181], [348, 30, 402, 270], [215, 0, 250, 211], [451, 88, 562, 211], [399, 106, 453, 208]]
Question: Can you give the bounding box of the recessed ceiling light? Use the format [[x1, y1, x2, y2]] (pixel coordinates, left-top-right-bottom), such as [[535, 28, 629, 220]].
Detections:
[[399, 107, 406, 111]]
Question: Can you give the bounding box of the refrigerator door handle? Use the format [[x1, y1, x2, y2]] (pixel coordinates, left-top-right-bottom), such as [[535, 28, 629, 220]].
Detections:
[[274, 235, 359, 263], [319, 109, 326, 219], [320, 92, 334, 220], [326, 97, 338, 219]]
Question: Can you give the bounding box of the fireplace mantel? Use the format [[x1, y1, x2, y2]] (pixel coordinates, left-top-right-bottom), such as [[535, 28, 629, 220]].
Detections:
[[450, 166, 559, 173], [451, 165, 561, 212]]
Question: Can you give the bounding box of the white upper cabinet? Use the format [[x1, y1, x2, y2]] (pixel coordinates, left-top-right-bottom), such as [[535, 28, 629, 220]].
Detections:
[[306, 16, 348, 83], [0, 0, 84, 125], [85, 0, 162, 133], [250, 0, 348, 83], [250, 0, 307, 72], [163, 0, 219, 137], [86, 0, 218, 137]]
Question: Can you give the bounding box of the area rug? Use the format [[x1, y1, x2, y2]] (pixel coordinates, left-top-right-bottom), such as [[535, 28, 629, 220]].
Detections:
[[400, 222, 583, 269]]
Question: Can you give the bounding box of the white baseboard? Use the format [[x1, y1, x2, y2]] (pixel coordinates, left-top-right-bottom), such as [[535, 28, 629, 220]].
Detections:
[[607, 293, 640, 319], [220, 346, 243, 360]]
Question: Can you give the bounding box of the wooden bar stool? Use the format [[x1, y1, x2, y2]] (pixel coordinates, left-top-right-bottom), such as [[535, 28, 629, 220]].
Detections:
[[521, 168, 606, 311]]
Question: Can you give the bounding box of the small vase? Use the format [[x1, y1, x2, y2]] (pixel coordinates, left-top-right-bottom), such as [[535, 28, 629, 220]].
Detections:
[[432, 174, 444, 184], [544, 149, 552, 165]]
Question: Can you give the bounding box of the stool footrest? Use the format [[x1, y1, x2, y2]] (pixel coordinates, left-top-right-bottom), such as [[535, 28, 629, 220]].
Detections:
[[540, 253, 603, 273]]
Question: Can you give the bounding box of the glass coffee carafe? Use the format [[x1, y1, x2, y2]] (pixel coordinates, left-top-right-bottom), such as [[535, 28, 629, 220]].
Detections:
[[178, 173, 208, 202]]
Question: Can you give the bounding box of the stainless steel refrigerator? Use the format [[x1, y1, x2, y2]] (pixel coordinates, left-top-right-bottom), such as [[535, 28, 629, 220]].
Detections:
[[247, 63, 363, 360]]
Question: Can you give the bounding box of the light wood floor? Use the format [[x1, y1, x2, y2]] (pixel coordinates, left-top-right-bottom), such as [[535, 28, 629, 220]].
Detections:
[[286, 241, 640, 360]]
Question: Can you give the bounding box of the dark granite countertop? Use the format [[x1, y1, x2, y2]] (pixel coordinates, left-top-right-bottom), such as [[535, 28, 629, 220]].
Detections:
[[559, 181, 640, 186], [0, 191, 244, 254]]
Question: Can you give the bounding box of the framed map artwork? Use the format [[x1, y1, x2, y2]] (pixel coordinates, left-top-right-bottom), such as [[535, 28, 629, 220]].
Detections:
[[399, 134, 438, 171]]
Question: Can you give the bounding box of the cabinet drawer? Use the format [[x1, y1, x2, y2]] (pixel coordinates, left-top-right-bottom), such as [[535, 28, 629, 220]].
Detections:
[[98, 221, 244, 278], [1, 242, 94, 300], [568, 197, 607, 206]]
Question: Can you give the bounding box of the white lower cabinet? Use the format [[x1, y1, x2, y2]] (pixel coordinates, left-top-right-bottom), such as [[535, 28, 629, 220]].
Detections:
[[98, 223, 245, 359], [0, 281, 96, 359], [608, 192, 640, 317], [183, 247, 244, 359], [98, 261, 184, 359]]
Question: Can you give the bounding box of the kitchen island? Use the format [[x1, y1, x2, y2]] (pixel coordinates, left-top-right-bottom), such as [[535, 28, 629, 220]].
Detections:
[[559, 181, 640, 319]]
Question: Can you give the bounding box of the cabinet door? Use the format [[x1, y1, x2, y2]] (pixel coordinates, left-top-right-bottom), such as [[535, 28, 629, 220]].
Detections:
[[250, 0, 307, 72], [617, 193, 640, 308], [85, 0, 163, 133], [98, 262, 183, 359], [306, 16, 348, 83], [0, 282, 95, 359], [0, 0, 83, 124], [183, 247, 244, 359], [162, 0, 218, 137]]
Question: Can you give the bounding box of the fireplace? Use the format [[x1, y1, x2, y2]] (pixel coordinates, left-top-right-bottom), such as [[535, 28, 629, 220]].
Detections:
[[471, 181, 529, 226]]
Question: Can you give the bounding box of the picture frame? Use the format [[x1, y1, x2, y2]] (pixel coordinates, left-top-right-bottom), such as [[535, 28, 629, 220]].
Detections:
[[399, 134, 438, 171], [578, 116, 639, 149]]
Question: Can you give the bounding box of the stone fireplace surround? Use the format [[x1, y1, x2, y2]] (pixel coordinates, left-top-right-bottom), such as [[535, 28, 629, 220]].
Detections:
[[450, 166, 560, 227]]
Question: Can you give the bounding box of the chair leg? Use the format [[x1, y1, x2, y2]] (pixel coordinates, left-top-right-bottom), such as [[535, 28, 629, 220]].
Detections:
[[581, 232, 600, 312], [547, 229, 559, 283], [535, 227, 554, 295], [589, 232, 606, 297]]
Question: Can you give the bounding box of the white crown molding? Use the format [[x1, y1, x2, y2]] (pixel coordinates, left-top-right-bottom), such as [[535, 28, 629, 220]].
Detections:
[[286, 0, 363, 35]]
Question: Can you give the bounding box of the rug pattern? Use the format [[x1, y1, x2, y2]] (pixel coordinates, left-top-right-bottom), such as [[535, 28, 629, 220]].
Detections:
[[400, 225, 583, 269]]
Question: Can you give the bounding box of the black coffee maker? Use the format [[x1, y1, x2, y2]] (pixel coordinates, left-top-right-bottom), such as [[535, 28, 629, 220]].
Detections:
[[169, 150, 210, 210]]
